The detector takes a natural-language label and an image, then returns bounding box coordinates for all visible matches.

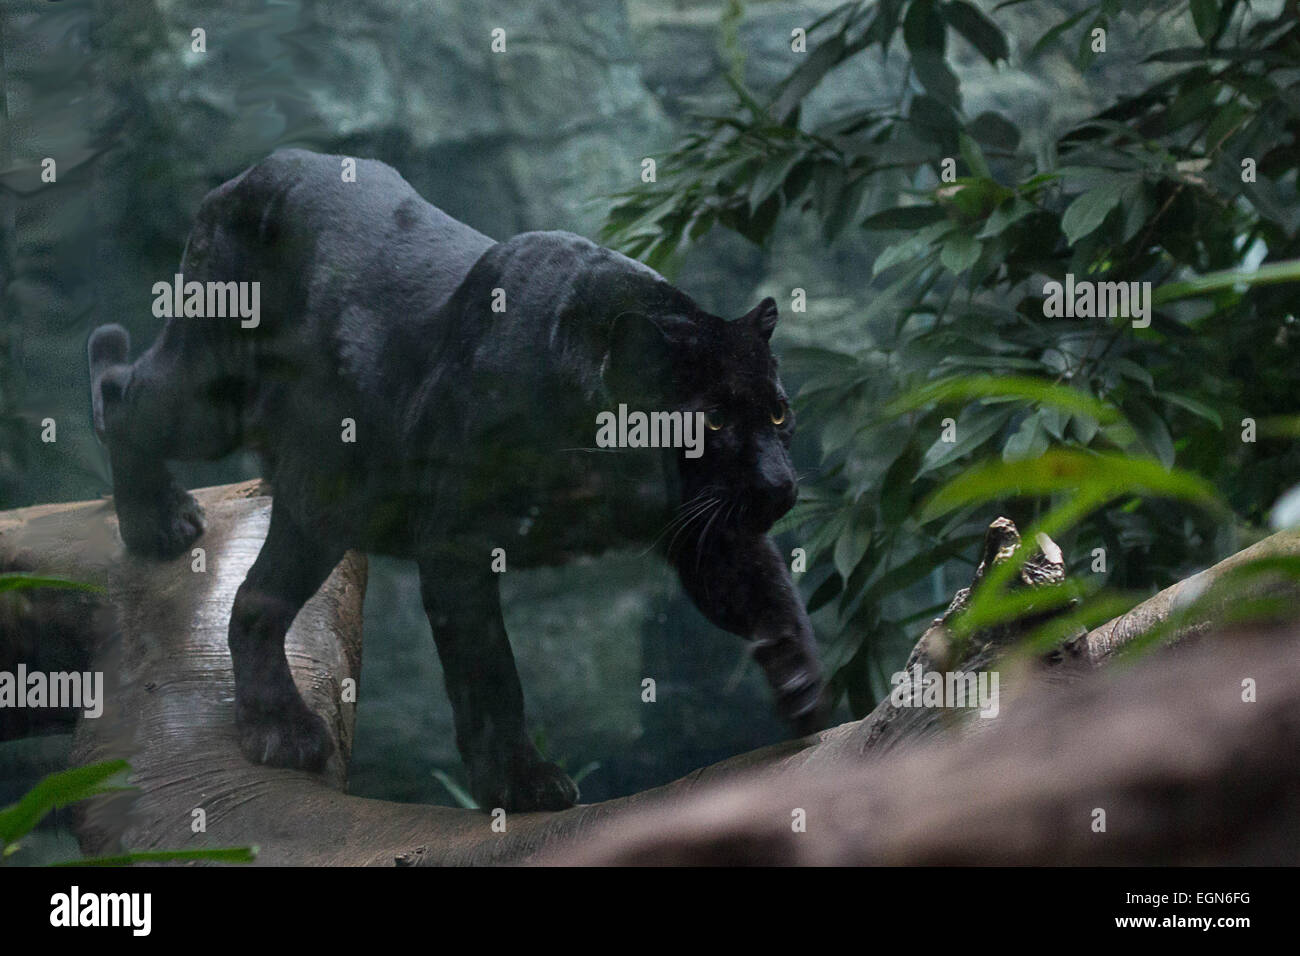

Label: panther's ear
[742,297,779,341]
[603,312,672,404]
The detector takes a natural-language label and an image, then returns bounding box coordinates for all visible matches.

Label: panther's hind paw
[116,482,206,559]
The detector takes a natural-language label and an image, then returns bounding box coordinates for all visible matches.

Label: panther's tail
[88,324,130,443]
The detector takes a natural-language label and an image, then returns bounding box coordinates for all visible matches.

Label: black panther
[88,149,826,811]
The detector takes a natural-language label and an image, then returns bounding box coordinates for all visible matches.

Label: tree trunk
[2,483,1297,865]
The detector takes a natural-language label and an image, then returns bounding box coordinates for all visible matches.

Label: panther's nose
[752,436,797,524]
[763,477,797,521]
[750,451,797,529]
[745,479,796,532]
[773,478,797,517]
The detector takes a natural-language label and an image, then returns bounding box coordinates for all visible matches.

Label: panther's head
[604,296,797,537]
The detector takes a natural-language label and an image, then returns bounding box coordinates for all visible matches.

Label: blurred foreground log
[546,627,1300,864]
[1,483,1298,865]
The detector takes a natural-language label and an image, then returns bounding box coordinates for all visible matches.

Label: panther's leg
[417,553,578,812]
[228,502,343,771]
[674,530,828,735]
[88,322,242,558]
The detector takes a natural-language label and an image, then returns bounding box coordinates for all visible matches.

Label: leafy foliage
[602,0,1300,714]
[1,759,257,865]
[0,571,103,595]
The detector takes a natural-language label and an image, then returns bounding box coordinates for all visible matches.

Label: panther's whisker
[641,510,702,559]
[671,498,719,553]
[638,493,716,559]
[694,497,728,573]
[651,486,726,541]
[665,496,720,560]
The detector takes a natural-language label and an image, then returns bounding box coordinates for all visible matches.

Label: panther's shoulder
[479,230,693,317]
[495,229,653,274]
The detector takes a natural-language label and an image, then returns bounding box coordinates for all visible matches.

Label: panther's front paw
[235,699,334,772]
[510,759,580,812]
[782,679,831,737]
[753,630,830,737]
[470,750,579,813]
[116,482,206,559]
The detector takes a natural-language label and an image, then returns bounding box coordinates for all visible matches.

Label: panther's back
[182,149,496,339]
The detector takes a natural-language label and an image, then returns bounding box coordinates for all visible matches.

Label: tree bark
[2,483,1297,865]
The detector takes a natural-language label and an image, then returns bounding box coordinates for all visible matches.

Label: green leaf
[909,94,961,139]
[954,580,1083,635]
[1126,401,1176,468]
[1060,178,1129,244]
[940,176,1014,221]
[976,196,1036,238]
[911,49,960,108]
[1118,180,1150,243]
[941,1,1009,64]
[1040,406,1068,440]
[873,221,952,275]
[879,440,924,523]
[1019,592,1146,655]
[805,507,851,562]
[771,31,849,124]
[920,405,1016,473]
[958,132,991,179]
[0,573,103,595]
[967,111,1020,151]
[1071,412,1100,445]
[0,761,132,846]
[940,232,981,273]
[56,846,259,867]
[431,768,479,809]
[1157,391,1223,429]
[1002,414,1050,462]
[1028,6,1095,61]
[860,535,983,607]
[823,172,870,241]
[886,374,1122,425]
[783,344,862,379]
[1153,258,1300,304]
[748,151,804,212]
[1077,15,1108,70]
[1114,358,1153,390]
[920,450,1225,523]
[834,519,873,583]
[770,497,836,537]
[1190,0,1220,43]
[903,0,945,54]
[807,572,844,613]
[1165,77,1220,131]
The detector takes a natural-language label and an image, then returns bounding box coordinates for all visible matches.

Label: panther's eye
[771,402,788,426]
[704,409,725,431]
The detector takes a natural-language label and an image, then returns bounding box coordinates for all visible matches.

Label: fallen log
[543,626,1300,865]
[1,483,1297,865]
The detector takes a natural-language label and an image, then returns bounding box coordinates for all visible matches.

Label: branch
[542,627,1300,865]
[2,487,1296,865]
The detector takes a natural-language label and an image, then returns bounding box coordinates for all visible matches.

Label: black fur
[88,149,827,811]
